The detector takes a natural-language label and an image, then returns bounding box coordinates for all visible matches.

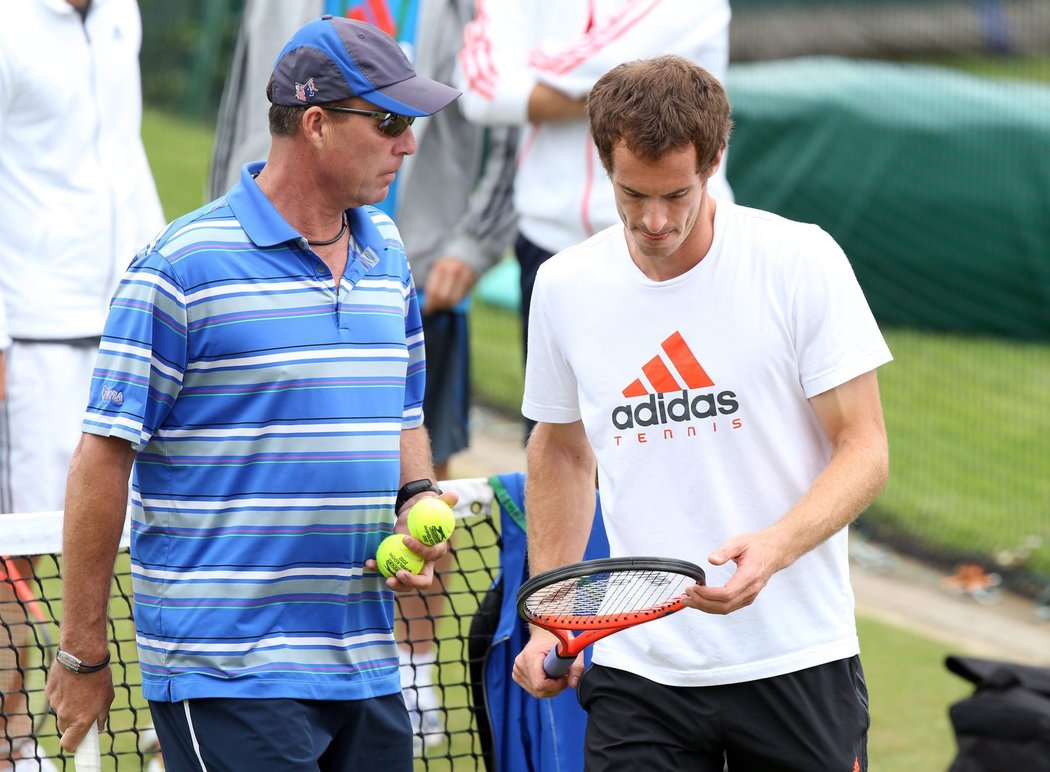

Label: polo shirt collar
[226,162,387,260]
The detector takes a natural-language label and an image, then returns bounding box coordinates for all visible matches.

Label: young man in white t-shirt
[512,56,892,771]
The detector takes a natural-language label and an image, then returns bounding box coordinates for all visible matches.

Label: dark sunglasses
[319,106,415,137]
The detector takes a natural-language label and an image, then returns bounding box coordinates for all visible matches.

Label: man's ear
[706,144,725,179]
[300,106,329,148]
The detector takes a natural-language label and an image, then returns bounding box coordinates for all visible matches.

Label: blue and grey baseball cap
[268,15,460,117]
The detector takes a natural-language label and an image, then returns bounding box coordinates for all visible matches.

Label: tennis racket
[516,556,706,678]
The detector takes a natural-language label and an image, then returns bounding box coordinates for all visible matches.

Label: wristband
[394,479,442,514]
[55,648,111,674]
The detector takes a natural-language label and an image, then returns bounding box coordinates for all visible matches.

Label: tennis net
[0,478,502,771]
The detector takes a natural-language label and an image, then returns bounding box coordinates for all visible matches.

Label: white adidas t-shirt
[522,200,893,686]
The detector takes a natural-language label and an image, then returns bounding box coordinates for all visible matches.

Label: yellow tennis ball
[375,534,424,578]
[408,498,456,546]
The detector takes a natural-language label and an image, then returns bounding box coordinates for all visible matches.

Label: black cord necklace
[307,212,348,247]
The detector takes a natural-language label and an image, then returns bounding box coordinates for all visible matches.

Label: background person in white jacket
[458,0,733,435]
[0,0,163,768]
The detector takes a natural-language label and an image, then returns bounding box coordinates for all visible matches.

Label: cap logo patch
[294,78,318,102]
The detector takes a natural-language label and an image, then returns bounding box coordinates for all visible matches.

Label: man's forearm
[399,425,437,487]
[527,83,588,123]
[769,431,888,569]
[59,434,136,660]
[768,371,889,569]
[524,421,597,576]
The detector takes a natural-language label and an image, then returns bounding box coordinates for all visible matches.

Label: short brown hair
[588,55,733,176]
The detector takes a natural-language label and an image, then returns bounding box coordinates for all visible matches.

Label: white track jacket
[458,0,733,254]
[0,0,163,344]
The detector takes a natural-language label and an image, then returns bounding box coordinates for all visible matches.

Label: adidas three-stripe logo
[622,331,713,398]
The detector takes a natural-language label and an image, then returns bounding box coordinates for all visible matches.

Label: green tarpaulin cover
[726,57,1050,338]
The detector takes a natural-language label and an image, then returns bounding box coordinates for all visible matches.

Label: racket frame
[516,556,706,677]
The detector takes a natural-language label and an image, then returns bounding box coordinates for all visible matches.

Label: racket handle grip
[75,723,102,772]
[542,646,577,678]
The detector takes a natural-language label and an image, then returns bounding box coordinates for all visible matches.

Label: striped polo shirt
[83,163,425,703]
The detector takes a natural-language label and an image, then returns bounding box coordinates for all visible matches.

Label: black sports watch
[395,479,442,514]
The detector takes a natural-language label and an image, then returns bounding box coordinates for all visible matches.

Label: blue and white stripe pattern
[83,163,425,702]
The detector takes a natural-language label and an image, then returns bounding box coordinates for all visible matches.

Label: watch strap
[395,479,442,514]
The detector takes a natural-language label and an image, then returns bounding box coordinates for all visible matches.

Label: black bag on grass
[945,655,1050,771]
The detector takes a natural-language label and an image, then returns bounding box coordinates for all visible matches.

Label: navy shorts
[148,694,412,772]
[577,658,869,772]
[421,308,469,467]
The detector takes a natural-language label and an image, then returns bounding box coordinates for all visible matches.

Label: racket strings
[525,569,694,624]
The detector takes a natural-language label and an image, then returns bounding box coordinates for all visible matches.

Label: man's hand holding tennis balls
[366,492,458,592]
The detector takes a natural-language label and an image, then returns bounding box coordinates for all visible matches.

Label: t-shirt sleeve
[521,264,582,424]
[793,227,893,398]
